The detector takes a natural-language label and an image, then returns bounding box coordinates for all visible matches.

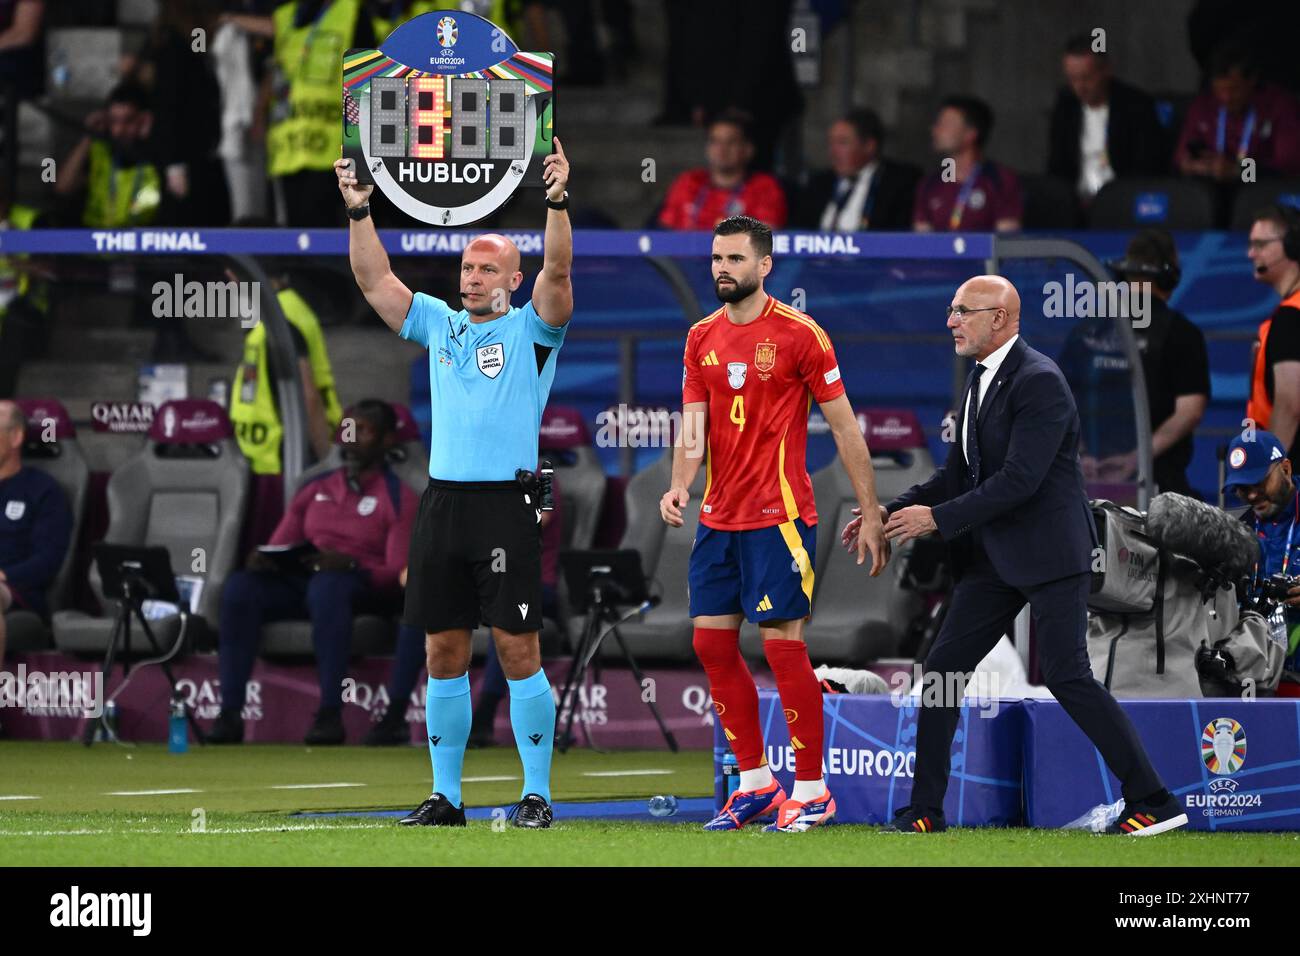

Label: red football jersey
[682,294,845,531]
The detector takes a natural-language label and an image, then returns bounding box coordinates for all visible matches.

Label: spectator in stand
[657,110,787,230]
[0,400,73,673]
[794,108,920,231]
[0,0,43,101]
[207,399,418,746]
[913,96,1022,233]
[1175,37,1300,182]
[1047,34,1168,202]
[124,0,231,227]
[54,82,162,229]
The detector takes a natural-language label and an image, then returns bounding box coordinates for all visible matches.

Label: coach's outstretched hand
[660,485,690,527]
[334,157,374,209]
[841,504,892,575]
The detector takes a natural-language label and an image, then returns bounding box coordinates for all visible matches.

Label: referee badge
[476,343,505,379]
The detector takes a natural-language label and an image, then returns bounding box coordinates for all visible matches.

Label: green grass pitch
[1,741,1295,866]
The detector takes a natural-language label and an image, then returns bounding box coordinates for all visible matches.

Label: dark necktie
[966,363,985,483]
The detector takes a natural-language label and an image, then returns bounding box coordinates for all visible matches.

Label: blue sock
[508,669,556,802]
[426,674,471,809]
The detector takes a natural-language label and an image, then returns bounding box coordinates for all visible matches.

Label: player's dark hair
[350,398,398,438]
[1253,202,1300,233]
[707,108,755,144]
[841,108,884,149]
[714,215,773,258]
[939,95,994,147]
[106,80,151,112]
[1124,228,1179,273]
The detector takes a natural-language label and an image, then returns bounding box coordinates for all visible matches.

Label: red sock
[763,639,824,781]
[692,627,764,771]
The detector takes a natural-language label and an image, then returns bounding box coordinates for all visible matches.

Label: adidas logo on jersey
[700,350,720,366]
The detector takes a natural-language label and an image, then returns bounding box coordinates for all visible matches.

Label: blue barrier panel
[712,689,1023,826]
[1023,698,1300,831]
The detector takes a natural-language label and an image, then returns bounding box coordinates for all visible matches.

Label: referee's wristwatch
[346,202,371,221]
[545,191,569,210]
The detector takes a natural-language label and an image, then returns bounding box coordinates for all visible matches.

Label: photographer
[1223,430,1300,691]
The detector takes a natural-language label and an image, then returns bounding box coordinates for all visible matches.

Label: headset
[1106,228,1181,292]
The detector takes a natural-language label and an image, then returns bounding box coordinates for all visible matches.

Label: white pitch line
[269,783,366,790]
[463,775,519,782]
[0,795,39,801]
[0,823,393,838]
[104,788,202,796]
[582,769,673,778]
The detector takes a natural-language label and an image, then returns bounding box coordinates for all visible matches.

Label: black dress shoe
[362,712,410,746]
[508,793,553,829]
[398,792,467,827]
[205,709,244,744]
[1106,790,1189,836]
[880,806,947,833]
[303,708,345,745]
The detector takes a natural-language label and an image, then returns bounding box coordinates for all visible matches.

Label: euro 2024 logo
[436,16,458,47]
[1202,717,1247,776]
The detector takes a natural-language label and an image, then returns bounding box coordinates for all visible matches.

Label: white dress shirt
[819,161,879,231]
[1078,103,1114,198]
[960,334,1019,465]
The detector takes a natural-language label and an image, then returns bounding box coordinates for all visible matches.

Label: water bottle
[647,795,679,818]
[722,750,740,799]
[168,695,188,754]
[96,700,118,742]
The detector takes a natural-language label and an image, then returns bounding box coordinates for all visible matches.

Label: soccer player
[334,139,572,829]
[661,215,890,832]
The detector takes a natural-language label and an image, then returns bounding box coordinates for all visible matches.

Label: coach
[844,275,1185,836]
[335,140,572,830]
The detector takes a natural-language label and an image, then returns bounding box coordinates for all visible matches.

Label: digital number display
[366,76,530,162]
[408,76,446,160]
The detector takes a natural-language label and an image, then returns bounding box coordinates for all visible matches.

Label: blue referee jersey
[400,293,567,481]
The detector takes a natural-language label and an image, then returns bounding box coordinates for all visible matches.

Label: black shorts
[403,478,544,634]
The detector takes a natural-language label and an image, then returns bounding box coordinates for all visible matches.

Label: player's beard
[714,274,759,304]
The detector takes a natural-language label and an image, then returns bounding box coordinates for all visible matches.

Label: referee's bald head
[464,233,521,273]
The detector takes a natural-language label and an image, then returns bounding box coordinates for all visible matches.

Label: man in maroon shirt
[208,399,418,745]
[657,109,788,230]
[1176,39,1300,182]
[913,96,1022,233]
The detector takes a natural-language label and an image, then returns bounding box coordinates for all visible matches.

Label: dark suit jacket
[1047,79,1169,183]
[793,159,921,231]
[887,337,1099,588]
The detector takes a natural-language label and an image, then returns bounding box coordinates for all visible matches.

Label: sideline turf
[2,742,1296,866]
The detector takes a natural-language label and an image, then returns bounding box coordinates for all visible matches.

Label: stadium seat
[1020,174,1082,229]
[540,405,606,551]
[1229,179,1300,230]
[51,400,250,657]
[801,410,935,664]
[3,399,88,652]
[603,447,706,662]
[1087,177,1216,229]
[257,404,427,658]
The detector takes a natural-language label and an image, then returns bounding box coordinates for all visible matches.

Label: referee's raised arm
[531,137,573,328]
[334,157,415,334]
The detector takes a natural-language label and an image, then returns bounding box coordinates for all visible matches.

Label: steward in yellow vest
[230,284,343,474]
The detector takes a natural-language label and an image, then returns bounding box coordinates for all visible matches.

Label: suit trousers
[910,538,1164,812]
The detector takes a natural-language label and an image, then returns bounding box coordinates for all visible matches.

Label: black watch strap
[545,191,569,210]
[346,202,371,221]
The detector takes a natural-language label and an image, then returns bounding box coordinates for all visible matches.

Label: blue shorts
[688,518,816,623]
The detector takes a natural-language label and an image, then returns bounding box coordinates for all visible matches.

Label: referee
[334,140,572,829]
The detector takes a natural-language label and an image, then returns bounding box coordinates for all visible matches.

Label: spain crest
[755,341,777,373]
